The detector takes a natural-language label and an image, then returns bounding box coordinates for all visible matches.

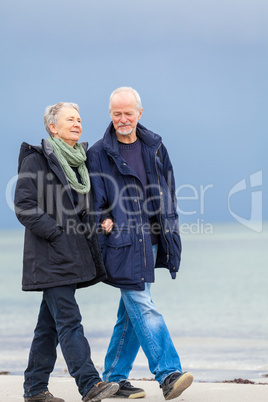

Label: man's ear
[138,108,143,120]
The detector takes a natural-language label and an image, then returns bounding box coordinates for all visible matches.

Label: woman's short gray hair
[44,102,79,137]
[109,87,142,114]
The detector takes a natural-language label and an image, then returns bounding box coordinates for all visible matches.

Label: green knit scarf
[47,137,90,194]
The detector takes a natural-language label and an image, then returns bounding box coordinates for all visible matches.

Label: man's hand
[101,218,114,234]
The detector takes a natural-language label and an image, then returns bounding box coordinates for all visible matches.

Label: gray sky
[1,0,267,228]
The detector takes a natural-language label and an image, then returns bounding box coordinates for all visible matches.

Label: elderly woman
[14,103,118,402]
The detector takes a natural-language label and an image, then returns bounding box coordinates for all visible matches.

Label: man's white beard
[117,127,134,136]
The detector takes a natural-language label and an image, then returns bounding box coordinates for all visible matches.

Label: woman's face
[49,107,82,147]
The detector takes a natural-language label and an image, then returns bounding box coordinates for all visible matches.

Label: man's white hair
[109,87,142,114]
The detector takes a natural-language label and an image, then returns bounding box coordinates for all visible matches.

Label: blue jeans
[103,245,182,385]
[24,285,101,398]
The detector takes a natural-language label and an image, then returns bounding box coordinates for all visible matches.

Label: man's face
[49,107,82,147]
[110,92,143,139]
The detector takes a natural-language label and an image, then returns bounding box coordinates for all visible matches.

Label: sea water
[0,223,267,382]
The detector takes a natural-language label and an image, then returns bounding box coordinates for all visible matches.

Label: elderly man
[15,102,119,402]
[87,87,193,400]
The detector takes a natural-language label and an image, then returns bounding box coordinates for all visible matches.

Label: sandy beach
[1,376,267,402]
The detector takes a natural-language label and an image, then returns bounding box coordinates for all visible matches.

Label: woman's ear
[48,123,57,135]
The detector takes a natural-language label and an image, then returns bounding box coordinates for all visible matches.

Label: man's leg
[103,296,141,383]
[103,245,158,383]
[24,298,58,397]
[103,297,146,398]
[121,283,182,384]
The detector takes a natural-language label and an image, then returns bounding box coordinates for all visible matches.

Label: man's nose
[120,114,128,122]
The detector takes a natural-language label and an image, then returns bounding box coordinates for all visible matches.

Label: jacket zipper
[155,144,169,263]
[134,178,146,268]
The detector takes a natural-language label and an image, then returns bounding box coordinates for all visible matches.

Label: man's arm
[160,144,178,217]
[87,151,114,233]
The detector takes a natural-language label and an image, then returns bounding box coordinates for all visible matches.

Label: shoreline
[1,365,267,385]
[1,376,267,402]
[1,335,268,385]
[1,372,268,385]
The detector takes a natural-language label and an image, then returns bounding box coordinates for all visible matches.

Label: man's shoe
[111,380,146,399]
[160,372,194,400]
[24,391,65,402]
[84,381,119,401]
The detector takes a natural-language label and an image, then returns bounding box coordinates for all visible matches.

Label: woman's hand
[101,218,114,234]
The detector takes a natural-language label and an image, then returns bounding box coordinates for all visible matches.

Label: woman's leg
[43,285,101,398]
[24,297,58,397]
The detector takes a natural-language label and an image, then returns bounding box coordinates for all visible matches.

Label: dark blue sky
[1,0,267,229]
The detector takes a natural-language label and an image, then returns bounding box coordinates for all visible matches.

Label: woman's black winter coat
[15,139,107,291]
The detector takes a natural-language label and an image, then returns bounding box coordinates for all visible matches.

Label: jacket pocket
[166,213,180,234]
[165,214,182,263]
[104,228,133,281]
[48,231,74,265]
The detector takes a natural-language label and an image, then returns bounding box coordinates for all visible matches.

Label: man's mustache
[118,123,132,127]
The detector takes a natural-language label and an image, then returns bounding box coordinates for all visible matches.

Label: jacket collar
[42,139,88,156]
[18,139,88,169]
[17,142,42,173]
[103,122,162,158]
[18,139,89,208]
[40,140,89,202]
